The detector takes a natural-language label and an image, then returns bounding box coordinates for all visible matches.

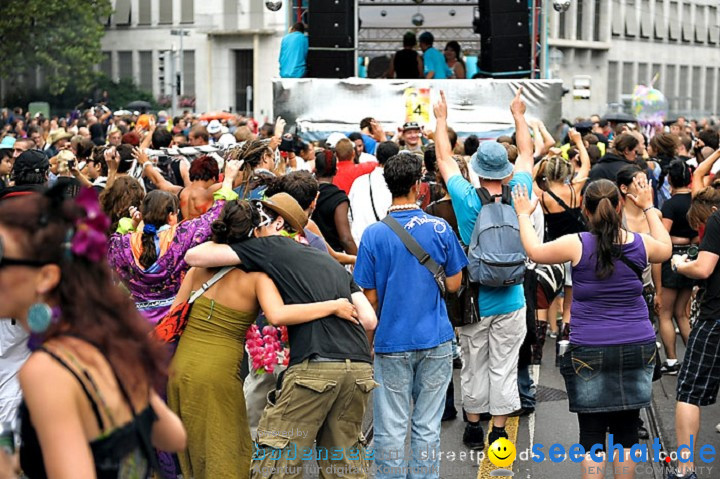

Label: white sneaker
[716,422,720,433]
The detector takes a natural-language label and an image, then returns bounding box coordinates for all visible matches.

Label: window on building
[183,51,196,96]
[139,51,153,92]
[236,50,254,116]
[625,0,638,37]
[640,0,651,38]
[710,7,719,44]
[705,68,715,114]
[100,52,112,78]
[138,0,151,25]
[181,0,194,24]
[682,4,692,42]
[559,9,567,39]
[622,62,635,94]
[679,65,689,112]
[654,0,665,39]
[611,2,623,36]
[593,0,602,41]
[114,0,131,26]
[576,0,584,40]
[695,5,707,44]
[668,1,680,40]
[159,0,173,25]
[638,63,648,85]
[666,65,677,109]
[118,51,133,81]
[608,61,619,103]
[692,66,702,112]
[652,63,662,90]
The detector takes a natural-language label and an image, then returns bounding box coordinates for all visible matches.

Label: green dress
[168,296,256,479]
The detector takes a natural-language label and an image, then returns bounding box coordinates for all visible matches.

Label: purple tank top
[571,232,655,346]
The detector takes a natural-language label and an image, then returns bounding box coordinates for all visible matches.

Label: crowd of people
[0,89,719,479]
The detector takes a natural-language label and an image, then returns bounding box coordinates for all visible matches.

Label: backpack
[467,185,527,287]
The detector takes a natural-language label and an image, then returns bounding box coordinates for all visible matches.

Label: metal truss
[359,0,479,5]
[359,27,479,56]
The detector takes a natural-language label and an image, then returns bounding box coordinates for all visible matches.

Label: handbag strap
[381,215,444,279]
[545,187,586,227]
[189,266,233,304]
[368,171,381,222]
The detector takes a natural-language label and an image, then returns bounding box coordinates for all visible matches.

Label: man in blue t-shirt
[354,152,467,478]
[279,23,308,78]
[433,88,534,450]
[419,31,452,79]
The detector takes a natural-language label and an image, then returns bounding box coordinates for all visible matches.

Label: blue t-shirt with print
[446,171,533,317]
[422,47,452,79]
[354,210,468,353]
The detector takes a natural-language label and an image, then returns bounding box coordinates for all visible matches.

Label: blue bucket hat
[470,141,513,179]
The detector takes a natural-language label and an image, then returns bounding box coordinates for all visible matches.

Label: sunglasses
[249,201,274,237]
[0,237,49,269]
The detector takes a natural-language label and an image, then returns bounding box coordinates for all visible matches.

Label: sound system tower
[307,0,355,78]
[477,0,531,79]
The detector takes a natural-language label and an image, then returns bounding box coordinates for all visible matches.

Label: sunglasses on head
[249,201,274,237]
[0,237,49,269]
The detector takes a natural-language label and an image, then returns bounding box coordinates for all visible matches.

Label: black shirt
[698,212,720,322]
[312,182,349,253]
[230,236,372,366]
[661,193,697,239]
[394,49,421,79]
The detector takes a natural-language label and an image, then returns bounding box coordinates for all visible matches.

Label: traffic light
[159,52,167,95]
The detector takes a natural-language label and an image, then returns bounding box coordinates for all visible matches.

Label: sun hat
[259,193,308,233]
[207,120,222,135]
[48,130,73,146]
[470,141,513,179]
[325,132,348,149]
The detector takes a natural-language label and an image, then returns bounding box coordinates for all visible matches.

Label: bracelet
[642,206,656,214]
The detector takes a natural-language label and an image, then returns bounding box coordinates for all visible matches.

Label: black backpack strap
[382,216,446,292]
[500,184,512,205]
[476,187,494,206]
[617,252,644,283]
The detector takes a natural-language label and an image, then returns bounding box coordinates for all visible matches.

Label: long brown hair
[583,179,623,279]
[226,140,273,199]
[0,191,167,394]
[688,187,720,230]
[99,176,145,234]
[139,191,179,269]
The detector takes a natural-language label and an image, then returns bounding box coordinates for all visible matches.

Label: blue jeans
[518,363,535,410]
[373,341,452,479]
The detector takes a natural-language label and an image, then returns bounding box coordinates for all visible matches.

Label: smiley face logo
[488,437,516,468]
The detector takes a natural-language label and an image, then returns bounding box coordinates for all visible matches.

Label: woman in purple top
[513,179,671,479]
[108,160,241,324]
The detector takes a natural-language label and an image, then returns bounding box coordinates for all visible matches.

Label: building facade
[551,0,720,121]
[99,0,290,120]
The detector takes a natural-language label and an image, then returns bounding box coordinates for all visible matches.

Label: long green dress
[167,296,256,479]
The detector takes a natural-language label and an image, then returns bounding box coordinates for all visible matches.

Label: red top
[332,160,377,194]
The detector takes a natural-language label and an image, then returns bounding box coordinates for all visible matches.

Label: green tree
[0,0,112,95]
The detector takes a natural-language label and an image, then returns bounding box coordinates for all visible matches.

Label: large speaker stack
[307,0,355,78]
[477,0,531,79]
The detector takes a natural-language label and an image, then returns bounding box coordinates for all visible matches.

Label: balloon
[632,85,668,124]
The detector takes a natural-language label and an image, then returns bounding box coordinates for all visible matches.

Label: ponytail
[138,190,178,269]
[583,179,623,279]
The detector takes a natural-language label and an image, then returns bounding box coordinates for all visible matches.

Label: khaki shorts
[251,359,377,479]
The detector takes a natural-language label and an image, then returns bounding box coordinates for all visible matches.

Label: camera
[279,133,295,153]
[553,0,572,12]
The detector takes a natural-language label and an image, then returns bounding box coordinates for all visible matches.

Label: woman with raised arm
[513,178,671,479]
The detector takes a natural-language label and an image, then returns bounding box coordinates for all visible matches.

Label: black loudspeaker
[306,50,355,79]
[477,0,530,78]
[308,0,354,49]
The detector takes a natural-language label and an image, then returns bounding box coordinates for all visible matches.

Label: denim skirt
[560,341,656,413]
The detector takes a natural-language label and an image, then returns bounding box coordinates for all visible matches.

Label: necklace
[388,203,420,212]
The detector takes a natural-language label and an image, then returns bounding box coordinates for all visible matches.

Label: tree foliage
[0,0,112,95]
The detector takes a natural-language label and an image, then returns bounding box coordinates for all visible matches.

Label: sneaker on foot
[660,361,680,375]
[716,422,720,433]
[638,424,649,440]
[463,423,485,450]
[548,331,558,339]
[488,427,509,446]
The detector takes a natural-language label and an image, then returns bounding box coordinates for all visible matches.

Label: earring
[28,303,53,333]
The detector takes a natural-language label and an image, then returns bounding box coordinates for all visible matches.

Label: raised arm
[256,274,359,326]
[692,147,720,196]
[512,87,533,174]
[539,121,556,153]
[433,91,462,183]
[185,242,241,268]
[568,128,591,190]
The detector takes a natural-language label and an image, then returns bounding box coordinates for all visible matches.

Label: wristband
[643,206,656,214]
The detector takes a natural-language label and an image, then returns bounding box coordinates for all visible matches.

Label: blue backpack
[467,185,527,287]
